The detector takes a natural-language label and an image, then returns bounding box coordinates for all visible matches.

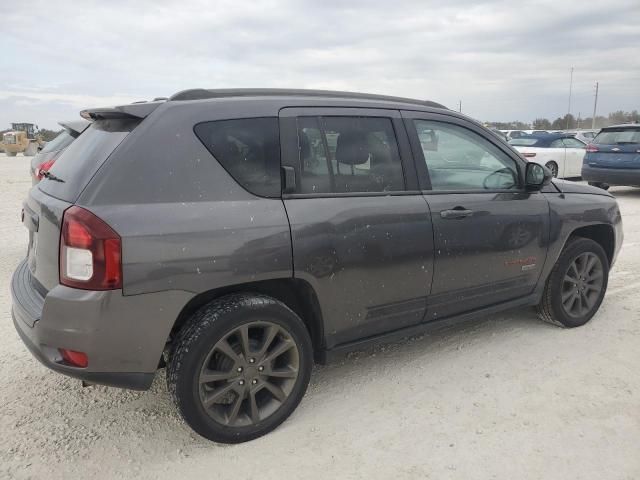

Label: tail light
[60,206,122,290]
[523,152,536,158]
[59,348,89,368]
[586,144,599,153]
[35,158,56,180]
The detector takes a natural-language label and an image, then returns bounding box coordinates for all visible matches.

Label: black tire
[167,293,313,443]
[545,161,559,178]
[588,182,610,191]
[537,237,609,328]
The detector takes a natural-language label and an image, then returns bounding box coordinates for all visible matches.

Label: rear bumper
[582,165,640,186]
[12,313,154,390]
[11,259,192,390]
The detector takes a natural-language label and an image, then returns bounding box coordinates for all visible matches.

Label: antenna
[591,82,599,130]
[566,67,574,130]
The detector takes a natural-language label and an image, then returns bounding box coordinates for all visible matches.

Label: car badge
[611,147,620,152]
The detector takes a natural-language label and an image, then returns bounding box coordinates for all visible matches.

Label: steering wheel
[483,167,516,190]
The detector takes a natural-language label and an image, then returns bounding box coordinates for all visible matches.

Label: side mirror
[525,162,552,190]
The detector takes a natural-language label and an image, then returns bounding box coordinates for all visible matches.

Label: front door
[403,112,550,320]
[279,107,435,348]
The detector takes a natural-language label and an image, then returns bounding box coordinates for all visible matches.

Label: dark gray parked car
[30,119,90,184]
[11,89,623,443]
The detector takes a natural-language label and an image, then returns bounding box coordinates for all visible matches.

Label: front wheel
[537,237,609,327]
[167,294,313,443]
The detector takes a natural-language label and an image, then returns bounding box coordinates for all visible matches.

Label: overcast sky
[1,0,638,129]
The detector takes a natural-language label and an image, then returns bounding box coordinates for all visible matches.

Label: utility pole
[566,67,574,130]
[591,82,599,129]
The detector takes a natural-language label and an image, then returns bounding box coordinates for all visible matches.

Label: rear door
[279,107,434,348]
[547,138,568,178]
[562,137,586,176]
[403,111,549,320]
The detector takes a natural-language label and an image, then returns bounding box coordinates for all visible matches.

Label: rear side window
[295,116,404,194]
[509,138,540,146]
[593,128,640,145]
[194,118,281,197]
[39,119,137,202]
[39,130,75,154]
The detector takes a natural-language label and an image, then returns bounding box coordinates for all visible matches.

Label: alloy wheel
[561,252,604,318]
[198,321,300,427]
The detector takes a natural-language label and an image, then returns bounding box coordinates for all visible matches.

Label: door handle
[440,207,473,219]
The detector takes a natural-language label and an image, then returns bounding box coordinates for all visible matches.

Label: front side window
[194,117,281,197]
[413,120,519,191]
[296,116,404,194]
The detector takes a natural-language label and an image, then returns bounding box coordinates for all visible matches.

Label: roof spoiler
[80,100,164,121]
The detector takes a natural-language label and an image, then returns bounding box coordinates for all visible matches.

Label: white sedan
[508,134,587,178]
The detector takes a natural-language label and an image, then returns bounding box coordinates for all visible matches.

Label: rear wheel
[545,161,559,178]
[167,294,313,443]
[537,237,609,327]
[588,182,610,191]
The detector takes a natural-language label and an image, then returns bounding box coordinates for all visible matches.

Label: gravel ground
[1,153,639,480]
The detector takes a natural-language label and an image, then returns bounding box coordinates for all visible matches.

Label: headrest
[299,130,311,160]
[335,130,370,165]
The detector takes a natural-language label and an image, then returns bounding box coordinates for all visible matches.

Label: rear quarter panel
[80,100,294,296]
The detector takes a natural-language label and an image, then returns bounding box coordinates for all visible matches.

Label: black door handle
[440,207,473,219]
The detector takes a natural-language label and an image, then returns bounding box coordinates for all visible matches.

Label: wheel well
[168,278,324,357]
[569,224,615,265]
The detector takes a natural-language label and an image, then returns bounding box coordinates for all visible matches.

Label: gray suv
[11,89,623,443]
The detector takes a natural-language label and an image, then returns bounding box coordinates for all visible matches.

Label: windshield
[594,128,640,145]
[39,130,75,154]
[38,119,138,202]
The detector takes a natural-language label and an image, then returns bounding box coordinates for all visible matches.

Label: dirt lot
[1,152,638,480]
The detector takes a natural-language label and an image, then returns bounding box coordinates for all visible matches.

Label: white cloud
[1,0,638,129]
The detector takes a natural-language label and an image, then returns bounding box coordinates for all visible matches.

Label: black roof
[168,88,447,110]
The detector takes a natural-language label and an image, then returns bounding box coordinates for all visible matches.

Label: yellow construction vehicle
[1,123,44,157]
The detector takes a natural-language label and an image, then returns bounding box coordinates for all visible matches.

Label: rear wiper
[41,170,65,183]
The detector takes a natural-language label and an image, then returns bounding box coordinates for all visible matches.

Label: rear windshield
[38,119,138,202]
[593,128,640,145]
[39,130,75,154]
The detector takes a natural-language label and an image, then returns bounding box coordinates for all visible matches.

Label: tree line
[489,110,639,131]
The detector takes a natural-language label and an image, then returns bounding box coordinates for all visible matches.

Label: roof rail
[169,88,447,109]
